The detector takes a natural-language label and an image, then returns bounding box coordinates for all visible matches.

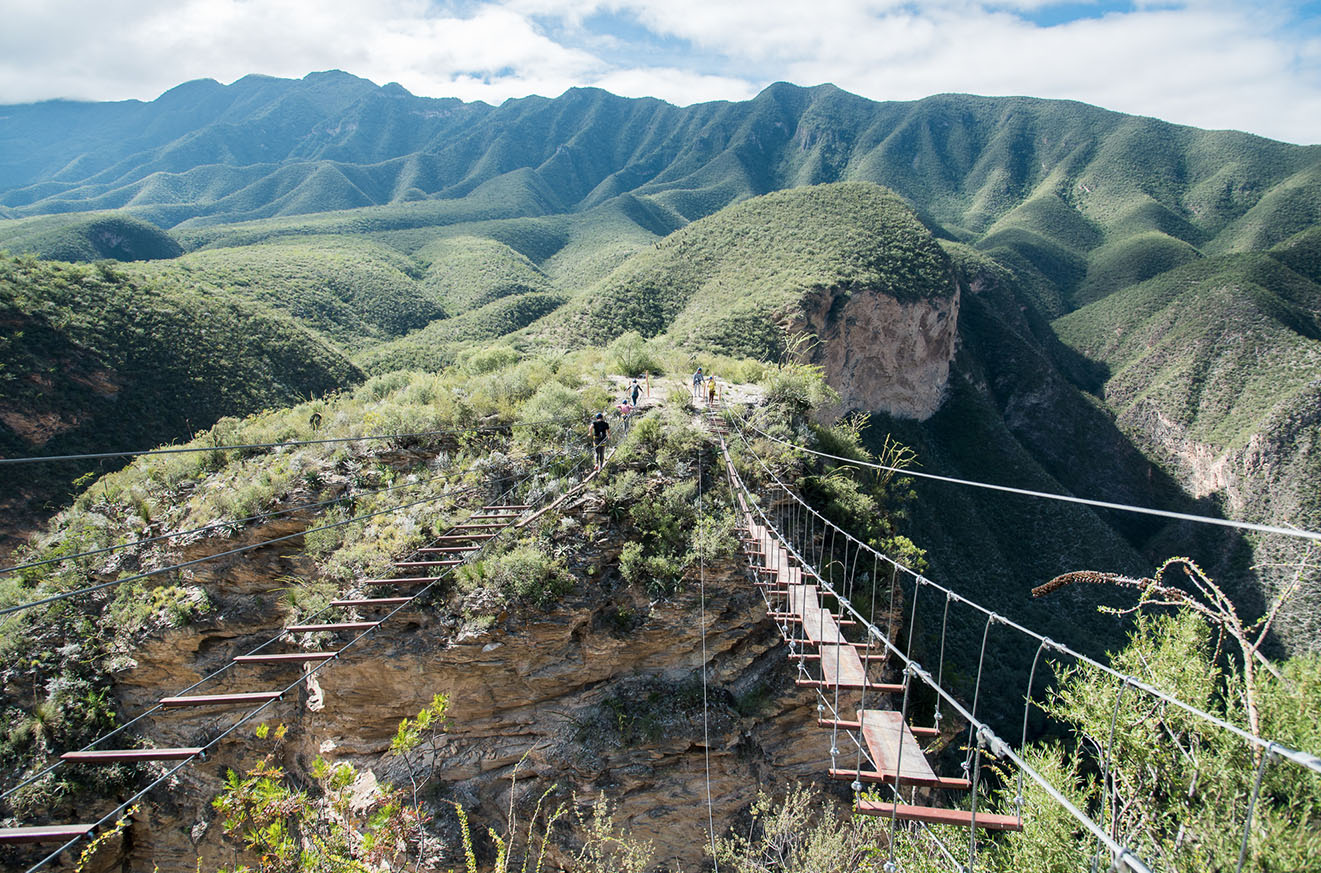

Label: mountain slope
[3,75,1319,267]
[0,213,182,261]
[537,182,954,360]
[0,254,361,548]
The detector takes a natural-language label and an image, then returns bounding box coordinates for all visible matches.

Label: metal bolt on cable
[851,780,862,792]
[830,746,839,757]
[883,862,898,873]
[818,703,825,713]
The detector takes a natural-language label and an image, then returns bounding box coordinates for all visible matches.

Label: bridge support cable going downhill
[720,401,1321,870]
[717,407,1165,871]
[2,411,635,866]
[736,416,1321,545]
[0,417,576,468]
[724,405,1321,778]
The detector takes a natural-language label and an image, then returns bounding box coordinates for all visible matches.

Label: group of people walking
[590,370,718,470]
[692,367,718,405]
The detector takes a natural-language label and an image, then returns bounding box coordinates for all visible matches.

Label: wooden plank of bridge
[830,767,971,790]
[329,597,412,607]
[854,800,1023,831]
[0,824,94,844]
[62,748,202,763]
[285,621,378,633]
[819,644,872,689]
[859,710,939,783]
[363,575,444,585]
[160,691,281,708]
[820,717,939,737]
[786,584,849,645]
[417,546,477,554]
[233,652,338,664]
[393,560,463,569]
[432,534,495,542]
[484,504,530,510]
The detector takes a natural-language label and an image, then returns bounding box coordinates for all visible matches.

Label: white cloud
[0,0,1317,142]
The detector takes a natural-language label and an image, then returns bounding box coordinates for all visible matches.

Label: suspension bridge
[0,396,1317,873]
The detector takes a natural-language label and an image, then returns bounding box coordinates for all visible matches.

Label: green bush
[608,331,662,377]
[462,544,574,607]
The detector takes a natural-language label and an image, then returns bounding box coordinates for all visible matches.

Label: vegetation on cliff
[541,182,955,359]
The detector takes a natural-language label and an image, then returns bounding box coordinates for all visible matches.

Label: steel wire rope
[736,416,1321,545]
[727,461,1156,873]
[0,418,576,467]
[696,442,720,873]
[724,407,1321,776]
[21,449,568,872]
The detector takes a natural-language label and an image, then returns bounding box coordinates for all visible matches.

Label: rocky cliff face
[1116,387,1321,651]
[85,495,856,872]
[795,283,960,422]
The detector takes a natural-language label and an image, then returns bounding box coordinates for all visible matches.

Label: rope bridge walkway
[708,403,1321,873]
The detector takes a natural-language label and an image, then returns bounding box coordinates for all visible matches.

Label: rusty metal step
[62,748,202,764]
[159,691,282,708]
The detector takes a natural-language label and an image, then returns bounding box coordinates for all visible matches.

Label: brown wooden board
[160,691,281,707]
[329,597,412,607]
[829,767,971,790]
[62,748,202,763]
[854,800,1023,831]
[233,652,338,663]
[858,710,938,783]
[0,824,94,843]
[285,621,378,633]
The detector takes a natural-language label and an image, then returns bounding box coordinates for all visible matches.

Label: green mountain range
[2,72,1320,654]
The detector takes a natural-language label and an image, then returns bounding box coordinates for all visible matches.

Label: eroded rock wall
[98,501,848,872]
[794,284,960,422]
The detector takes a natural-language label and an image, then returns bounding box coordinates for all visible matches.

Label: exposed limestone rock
[794,283,960,422]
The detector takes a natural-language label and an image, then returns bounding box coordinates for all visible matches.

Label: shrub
[463,544,573,607]
[608,331,662,376]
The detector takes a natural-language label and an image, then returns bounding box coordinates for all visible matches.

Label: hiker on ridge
[629,379,641,406]
[590,412,610,470]
[692,367,704,402]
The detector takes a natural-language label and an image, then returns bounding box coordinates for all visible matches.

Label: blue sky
[0,0,1318,143]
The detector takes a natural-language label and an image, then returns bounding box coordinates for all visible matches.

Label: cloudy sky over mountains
[1,0,1318,143]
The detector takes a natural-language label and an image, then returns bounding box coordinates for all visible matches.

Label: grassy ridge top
[541,182,954,358]
[0,213,182,262]
[128,235,438,349]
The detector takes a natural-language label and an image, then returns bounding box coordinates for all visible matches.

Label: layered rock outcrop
[90,499,850,872]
